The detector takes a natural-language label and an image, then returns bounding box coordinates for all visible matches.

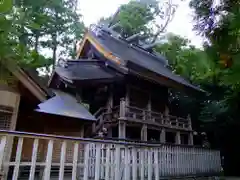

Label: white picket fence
[0,130,221,180]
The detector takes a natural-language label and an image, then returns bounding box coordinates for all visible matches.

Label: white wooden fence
[0,130,221,180]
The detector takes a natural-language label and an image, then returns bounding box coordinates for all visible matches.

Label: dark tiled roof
[55,59,123,81]
[89,30,203,92]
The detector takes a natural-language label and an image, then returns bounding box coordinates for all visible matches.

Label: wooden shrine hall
[0,24,221,180]
[48,24,203,145]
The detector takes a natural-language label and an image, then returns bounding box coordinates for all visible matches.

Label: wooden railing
[0,130,221,180]
[119,99,191,130]
[94,106,120,135]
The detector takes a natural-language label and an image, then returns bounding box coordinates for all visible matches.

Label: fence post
[12,137,24,180]
[115,146,121,180]
[29,138,39,180]
[140,149,145,180]
[94,144,101,180]
[83,143,90,180]
[59,141,66,180]
[132,147,137,180]
[72,142,79,180]
[43,139,53,180]
[124,147,130,180]
[0,136,6,172]
[154,148,159,180]
[105,144,111,180]
[148,148,153,180]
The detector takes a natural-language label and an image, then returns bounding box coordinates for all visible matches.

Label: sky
[79,0,204,47]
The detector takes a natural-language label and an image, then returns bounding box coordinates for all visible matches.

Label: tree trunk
[52,11,59,68]
[34,32,39,53]
[52,33,57,67]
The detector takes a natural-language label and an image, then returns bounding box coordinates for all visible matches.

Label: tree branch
[151,1,177,43]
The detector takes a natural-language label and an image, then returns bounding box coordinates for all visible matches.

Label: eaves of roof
[78,30,204,93]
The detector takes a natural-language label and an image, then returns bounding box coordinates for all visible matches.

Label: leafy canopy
[0,0,85,71]
[99,0,178,42]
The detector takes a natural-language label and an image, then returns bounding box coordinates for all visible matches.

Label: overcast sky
[79,0,203,47]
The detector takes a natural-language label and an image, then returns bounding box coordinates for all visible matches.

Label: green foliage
[99,0,177,42]
[0,0,85,81]
[0,6,36,67]
[14,0,85,65]
[155,33,213,83]
[0,0,12,14]
[189,0,240,118]
[115,1,157,37]
[188,1,240,172]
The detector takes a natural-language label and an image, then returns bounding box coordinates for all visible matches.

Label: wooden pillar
[187,115,194,145]
[141,125,147,141]
[164,106,170,125]
[77,125,85,178]
[125,85,130,106]
[147,93,151,110]
[160,128,166,143]
[92,123,96,134]
[119,99,126,119]
[187,114,192,130]
[188,132,194,145]
[107,86,113,112]
[119,85,129,121]
[147,93,151,121]
[118,121,126,139]
[107,127,112,138]
[175,131,181,145]
[80,125,84,137]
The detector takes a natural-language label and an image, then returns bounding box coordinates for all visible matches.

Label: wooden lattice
[0,108,12,130]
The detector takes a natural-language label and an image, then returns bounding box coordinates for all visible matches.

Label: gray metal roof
[36,91,96,121]
[89,29,203,92]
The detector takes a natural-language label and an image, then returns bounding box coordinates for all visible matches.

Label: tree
[189,0,240,175]
[189,0,240,125]
[0,0,47,67]
[16,0,85,66]
[155,33,213,82]
[0,0,85,85]
[13,0,85,64]
[154,33,213,123]
[28,1,84,60]
[40,0,85,65]
[99,0,178,43]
